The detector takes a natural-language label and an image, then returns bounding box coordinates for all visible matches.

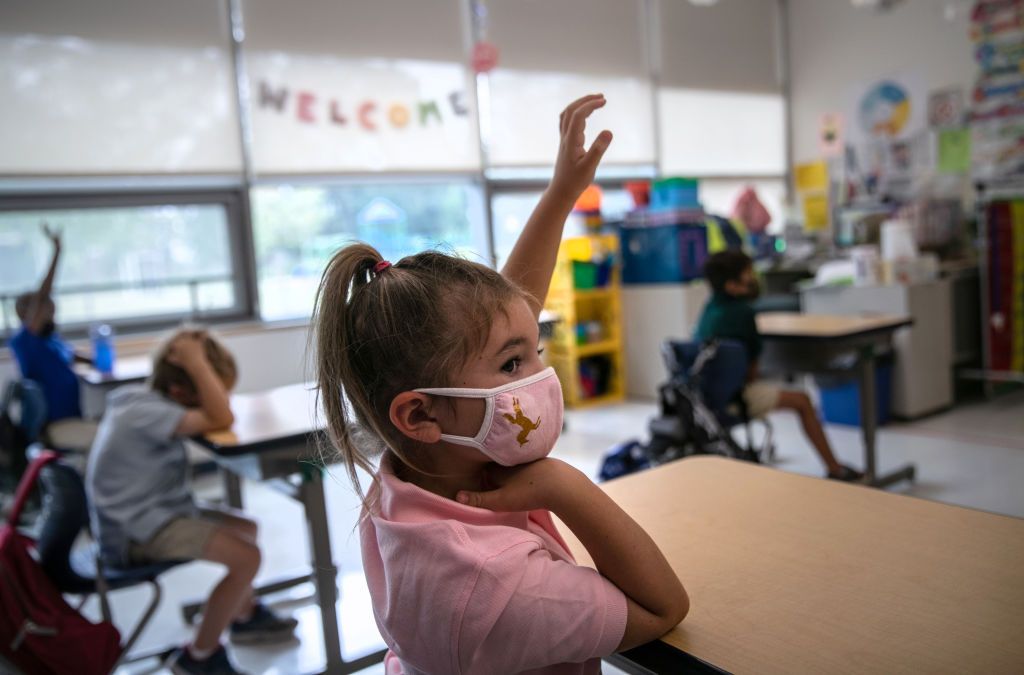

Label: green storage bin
[573,261,598,289]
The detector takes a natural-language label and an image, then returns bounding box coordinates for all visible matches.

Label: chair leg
[116,580,163,666]
[94,554,113,623]
[73,593,90,612]
[760,420,775,464]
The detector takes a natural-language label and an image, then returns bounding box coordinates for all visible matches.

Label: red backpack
[0,451,122,675]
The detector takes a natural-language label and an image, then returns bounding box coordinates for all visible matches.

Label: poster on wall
[847,75,926,146]
[928,87,965,129]
[818,113,845,157]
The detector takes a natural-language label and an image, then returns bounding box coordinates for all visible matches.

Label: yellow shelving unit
[544,234,626,408]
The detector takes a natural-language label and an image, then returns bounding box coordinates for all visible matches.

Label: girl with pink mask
[313,95,689,674]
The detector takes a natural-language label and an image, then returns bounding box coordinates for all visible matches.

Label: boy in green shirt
[694,251,863,482]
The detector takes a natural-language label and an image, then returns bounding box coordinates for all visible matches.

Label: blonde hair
[312,243,527,502]
[150,328,237,396]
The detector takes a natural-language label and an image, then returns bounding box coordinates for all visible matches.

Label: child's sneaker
[168,645,247,675]
[229,602,299,644]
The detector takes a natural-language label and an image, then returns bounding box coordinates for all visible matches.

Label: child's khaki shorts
[129,506,233,563]
[741,381,781,418]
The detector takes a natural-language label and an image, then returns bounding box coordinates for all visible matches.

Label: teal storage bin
[651,177,699,210]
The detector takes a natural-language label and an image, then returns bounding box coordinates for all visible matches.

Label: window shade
[657,0,781,94]
[482,0,655,167]
[658,88,785,176]
[0,0,242,175]
[241,0,480,174]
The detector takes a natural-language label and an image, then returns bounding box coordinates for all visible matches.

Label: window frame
[0,186,258,340]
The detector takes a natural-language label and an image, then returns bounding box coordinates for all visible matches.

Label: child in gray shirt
[86,329,296,675]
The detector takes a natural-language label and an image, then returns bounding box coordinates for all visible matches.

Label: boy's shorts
[129,505,239,564]
[45,418,99,453]
[740,381,781,418]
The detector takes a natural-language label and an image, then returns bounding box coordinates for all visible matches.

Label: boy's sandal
[826,465,865,482]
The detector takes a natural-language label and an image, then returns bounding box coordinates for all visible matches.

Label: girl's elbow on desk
[618,584,690,651]
[663,582,690,631]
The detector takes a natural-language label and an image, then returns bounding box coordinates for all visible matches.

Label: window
[490,187,634,269]
[251,180,488,321]
[0,193,250,337]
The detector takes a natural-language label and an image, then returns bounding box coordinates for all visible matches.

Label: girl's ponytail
[312,243,387,499]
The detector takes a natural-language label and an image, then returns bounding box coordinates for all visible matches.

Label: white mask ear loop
[415,367,556,398]
[437,395,496,451]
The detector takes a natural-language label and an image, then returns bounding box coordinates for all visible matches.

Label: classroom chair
[661,339,774,462]
[1,379,48,490]
[35,458,187,666]
[1,379,47,446]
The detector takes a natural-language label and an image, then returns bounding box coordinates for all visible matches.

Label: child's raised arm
[501,94,613,317]
[23,223,62,335]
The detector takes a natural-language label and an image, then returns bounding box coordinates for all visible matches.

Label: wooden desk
[198,383,383,675]
[757,312,911,340]
[568,457,1024,675]
[756,312,914,487]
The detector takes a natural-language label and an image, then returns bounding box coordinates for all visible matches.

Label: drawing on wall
[858,80,912,138]
[819,112,845,157]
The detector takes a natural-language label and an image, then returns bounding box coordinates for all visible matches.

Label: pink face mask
[414,367,564,466]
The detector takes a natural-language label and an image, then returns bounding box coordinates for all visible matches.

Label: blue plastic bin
[817,362,892,427]
[620,208,707,284]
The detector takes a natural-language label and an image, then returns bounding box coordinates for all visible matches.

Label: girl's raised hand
[550,94,614,200]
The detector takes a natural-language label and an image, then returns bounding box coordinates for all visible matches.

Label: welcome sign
[256,80,470,131]
[247,53,480,173]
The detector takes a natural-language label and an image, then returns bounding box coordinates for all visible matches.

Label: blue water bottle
[91,323,115,376]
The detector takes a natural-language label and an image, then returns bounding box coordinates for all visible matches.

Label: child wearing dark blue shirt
[695,250,863,482]
[8,224,96,451]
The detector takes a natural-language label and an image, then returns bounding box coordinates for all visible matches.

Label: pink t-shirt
[360,456,628,675]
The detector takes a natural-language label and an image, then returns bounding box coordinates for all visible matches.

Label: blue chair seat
[37,461,191,663]
[63,545,185,594]
[661,339,774,462]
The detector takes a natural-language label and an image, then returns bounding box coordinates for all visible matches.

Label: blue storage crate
[817,362,892,427]
[620,209,707,284]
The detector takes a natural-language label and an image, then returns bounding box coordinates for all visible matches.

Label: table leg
[857,347,916,488]
[222,468,244,509]
[858,348,878,481]
[299,472,345,674]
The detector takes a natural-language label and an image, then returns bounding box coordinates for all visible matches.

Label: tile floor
[108,390,1023,674]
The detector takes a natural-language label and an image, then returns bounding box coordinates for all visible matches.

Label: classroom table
[73,354,152,387]
[74,355,152,418]
[755,312,914,487]
[565,456,1024,675]
[197,383,384,675]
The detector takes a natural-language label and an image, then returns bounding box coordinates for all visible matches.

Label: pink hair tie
[373,260,392,274]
